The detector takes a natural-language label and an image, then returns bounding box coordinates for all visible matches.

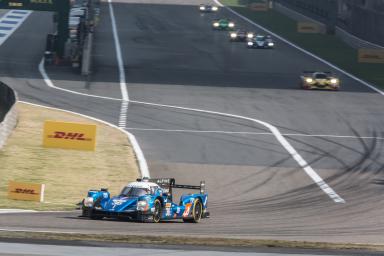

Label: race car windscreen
[314,73,328,79]
[256,36,265,41]
[120,187,149,197]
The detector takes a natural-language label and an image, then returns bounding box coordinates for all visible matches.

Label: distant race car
[199,4,219,12]
[300,71,340,90]
[229,30,254,42]
[82,177,209,223]
[247,35,274,49]
[212,19,235,30]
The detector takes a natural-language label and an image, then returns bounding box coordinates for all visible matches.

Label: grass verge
[220,0,384,88]
[0,231,383,252]
[0,102,139,211]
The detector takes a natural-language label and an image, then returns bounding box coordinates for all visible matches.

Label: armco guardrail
[0,82,18,150]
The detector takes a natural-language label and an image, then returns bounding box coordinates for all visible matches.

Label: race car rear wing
[136,177,206,195]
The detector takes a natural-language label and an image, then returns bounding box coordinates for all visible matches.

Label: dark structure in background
[275,0,384,46]
[0,82,16,122]
[338,0,384,46]
[274,0,337,33]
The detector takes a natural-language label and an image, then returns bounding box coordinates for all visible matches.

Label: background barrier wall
[272,1,384,49]
[274,0,384,48]
[0,82,18,149]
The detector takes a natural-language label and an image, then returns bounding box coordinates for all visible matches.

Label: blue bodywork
[82,178,209,223]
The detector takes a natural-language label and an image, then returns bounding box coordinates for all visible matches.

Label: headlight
[137,200,148,211]
[228,22,234,28]
[247,42,253,46]
[268,42,274,46]
[83,197,94,207]
[305,78,313,83]
[213,22,219,27]
[212,6,218,11]
[230,33,237,38]
[200,6,205,10]
[247,33,254,38]
[330,78,338,84]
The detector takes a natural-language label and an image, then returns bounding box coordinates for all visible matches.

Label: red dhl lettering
[48,131,92,141]
[362,54,382,59]
[12,188,38,195]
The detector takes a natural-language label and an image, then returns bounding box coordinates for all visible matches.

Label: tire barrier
[0,82,17,150]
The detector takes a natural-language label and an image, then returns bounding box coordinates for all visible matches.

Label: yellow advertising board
[43,121,97,151]
[297,22,321,33]
[358,49,384,63]
[249,2,268,11]
[8,181,45,202]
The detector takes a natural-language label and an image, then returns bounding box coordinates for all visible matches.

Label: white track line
[128,99,345,203]
[214,0,384,96]
[36,3,345,203]
[126,128,384,140]
[108,0,129,129]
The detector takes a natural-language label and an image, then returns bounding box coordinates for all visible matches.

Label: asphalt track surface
[0,0,384,246]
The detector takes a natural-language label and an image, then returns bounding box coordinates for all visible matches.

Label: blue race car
[81,177,209,223]
[247,35,275,49]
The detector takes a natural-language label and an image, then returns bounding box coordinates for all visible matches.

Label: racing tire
[83,207,103,220]
[152,199,162,223]
[183,199,203,223]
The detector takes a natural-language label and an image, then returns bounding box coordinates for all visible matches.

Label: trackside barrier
[0,82,17,150]
[273,2,383,49]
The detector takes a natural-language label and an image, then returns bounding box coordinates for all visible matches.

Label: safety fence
[0,82,17,150]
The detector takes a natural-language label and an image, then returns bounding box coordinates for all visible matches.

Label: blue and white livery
[82,178,209,223]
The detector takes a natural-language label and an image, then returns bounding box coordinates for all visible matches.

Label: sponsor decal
[8,181,45,202]
[165,208,172,217]
[165,203,171,208]
[249,2,268,11]
[358,49,384,63]
[112,199,124,205]
[297,22,322,34]
[43,121,97,151]
[183,203,192,217]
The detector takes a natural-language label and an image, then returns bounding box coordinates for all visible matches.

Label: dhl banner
[43,121,97,151]
[358,49,384,63]
[249,2,269,11]
[8,181,45,202]
[297,22,322,33]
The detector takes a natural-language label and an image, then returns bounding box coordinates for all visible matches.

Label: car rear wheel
[183,199,203,223]
[152,199,162,223]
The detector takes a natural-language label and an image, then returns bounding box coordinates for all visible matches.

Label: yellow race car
[300,71,340,90]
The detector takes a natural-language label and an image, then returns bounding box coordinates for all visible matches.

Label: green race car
[212,19,235,30]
